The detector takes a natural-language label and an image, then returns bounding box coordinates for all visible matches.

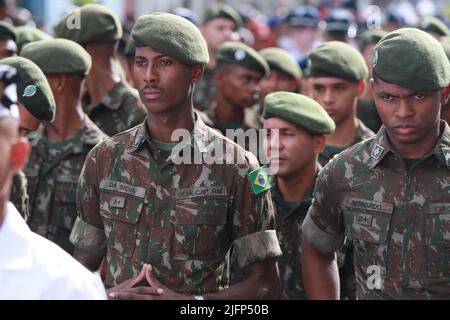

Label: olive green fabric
[263,91,335,135]
[373,28,450,91]
[203,3,243,29]
[15,26,52,53]
[21,38,91,77]
[54,4,122,44]
[259,47,302,79]
[132,12,209,66]
[309,41,368,82]
[358,29,387,51]
[418,17,450,37]
[217,41,269,76]
[0,56,55,121]
[0,21,16,41]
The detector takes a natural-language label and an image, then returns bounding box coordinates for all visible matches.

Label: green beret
[373,28,450,91]
[0,21,16,41]
[309,41,368,82]
[132,12,209,66]
[54,4,122,44]
[217,42,269,77]
[263,91,335,135]
[418,17,450,37]
[441,36,450,61]
[358,29,387,51]
[0,56,55,121]
[21,39,91,77]
[15,26,52,53]
[203,4,243,30]
[259,47,302,79]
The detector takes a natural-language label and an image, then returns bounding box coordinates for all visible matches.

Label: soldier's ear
[313,135,326,154]
[441,84,450,105]
[9,137,31,174]
[191,66,204,84]
[356,80,367,97]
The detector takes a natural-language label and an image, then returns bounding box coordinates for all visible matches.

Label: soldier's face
[0,39,17,59]
[201,18,238,53]
[372,77,449,156]
[215,65,263,109]
[134,46,203,113]
[264,117,324,177]
[259,70,298,105]
[18,104,40,137]
[310,77,364,125]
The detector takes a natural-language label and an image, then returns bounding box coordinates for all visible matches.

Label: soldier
[194,3,242,111]
[0,56,56,220]
[54,4,146,136]
[357,29,387,133]
[308,41,375,166]
[206,41,268,134]
[20,38,107,254]
[263,91,334,299]
[302,28,450,299]
[255,47,302,126]
[70,12,282,300]
[417,16,450,40]
[0,21,16,58]
[0,64,106,300]
[14,26,52,54]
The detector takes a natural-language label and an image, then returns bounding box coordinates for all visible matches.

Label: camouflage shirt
[10,171,29,221]
[319,119,375,166]
[70,113,281,293]
[24,116,107,254]
[303,121,450,299]
[83,81,147,136]
[193,67,216,112]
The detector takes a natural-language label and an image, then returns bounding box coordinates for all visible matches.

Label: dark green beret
[0,21,16,41]
[124,39,135,58]
[0,56,55,121]
[21,39,91,77]
[358,29,387,51]
[259,47,302,79]
[203,4,243,30]
[54,4,122,44]
[132,12,209,66]
[217,41,269,77]
[309,41,368,82]
[15,26,52,53]
[373,28,450,91]
[263,91,335,135]
[418,17,450,37]
[441,36,450,61]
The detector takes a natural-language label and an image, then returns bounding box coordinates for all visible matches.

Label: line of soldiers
[1,2,450,300]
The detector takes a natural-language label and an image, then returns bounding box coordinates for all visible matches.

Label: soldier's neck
[45,104,83,143]
[86,57,121,108]
[326,116,358,148]
[146,107,195,143]
[277,161,317,202]
[215,94,245,124]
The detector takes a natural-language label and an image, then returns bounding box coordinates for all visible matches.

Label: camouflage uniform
[83,81,147,136]
[10,171,29,221]
[70,113,282,293]
[24,116,107,254]
[319,119,374,166]
[303,121,450,299]
[193,67,216,112]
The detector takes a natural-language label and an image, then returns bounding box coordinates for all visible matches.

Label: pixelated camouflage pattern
[306,122,450,299]
[319,119,375,166]
[83,81,147,136]
[193,67,216,112]
[24,116,107,254]
[10,171,29,221]
[71,113,281,293]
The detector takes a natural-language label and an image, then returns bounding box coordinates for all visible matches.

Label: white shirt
[0,202,107,300]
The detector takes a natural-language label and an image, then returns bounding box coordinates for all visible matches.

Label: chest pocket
[52,174,79,230]
[425,203,450,278]
[343,197,394,244]
[173,190,228,261]
[99,183,146,258]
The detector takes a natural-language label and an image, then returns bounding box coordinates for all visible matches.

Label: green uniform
[24,116,107,254]
[303,122,450,299]
[83,81,147,136]
[70,113,281,292]
[11,171,29,220]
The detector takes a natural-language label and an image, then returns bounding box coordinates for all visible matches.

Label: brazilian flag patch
[249,166,271,195]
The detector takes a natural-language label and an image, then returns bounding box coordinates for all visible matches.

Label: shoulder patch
[249,166,271,195]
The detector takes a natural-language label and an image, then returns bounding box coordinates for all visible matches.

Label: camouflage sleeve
[302,160,346,253]
[10,171,29,221]
[70,145,106,257]
[231,153,282,269]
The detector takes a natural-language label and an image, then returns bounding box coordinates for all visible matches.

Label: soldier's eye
[135,59,145,68]
[382,94,393,101]
[160,59,172,66]
[414,93,425,100]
